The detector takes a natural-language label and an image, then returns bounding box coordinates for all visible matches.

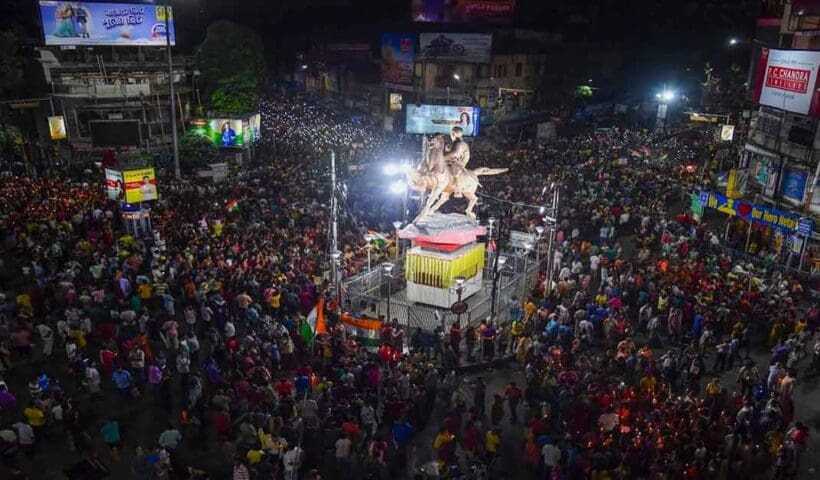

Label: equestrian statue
[407,127,507,221]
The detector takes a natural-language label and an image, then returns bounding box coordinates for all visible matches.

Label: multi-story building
[34,46,197,165]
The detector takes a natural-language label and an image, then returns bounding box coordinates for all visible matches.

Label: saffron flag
[225,199,239,212]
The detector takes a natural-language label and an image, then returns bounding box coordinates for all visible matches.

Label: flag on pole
[340,313,381,347]
[367,231,392,248]
[225,199,239,212]
[303,297,327,344]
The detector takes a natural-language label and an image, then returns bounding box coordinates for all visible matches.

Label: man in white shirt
[541,442,561,477]
[282,446,301,480]
[334,434,352,463]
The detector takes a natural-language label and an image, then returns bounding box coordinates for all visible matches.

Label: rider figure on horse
[443,127,469,195]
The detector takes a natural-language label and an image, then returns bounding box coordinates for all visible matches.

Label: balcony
[53,83,152,98]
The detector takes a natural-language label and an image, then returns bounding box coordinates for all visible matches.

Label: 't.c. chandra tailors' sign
[698,191,807,232]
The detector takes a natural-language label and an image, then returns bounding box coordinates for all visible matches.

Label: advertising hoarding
[188,116,258,148]
[412,0,516,24]
[719,124,735,141]
[104,168,124,200]
[381,33,416,90]
[38,1,175,46]
[249,113,261,142]
[755,48,820,116]
[698,190,803,232]
[48,116,67,140]
[123,167,157,203]
[419,33,492,63]
[781,166,808,202]
[406,104,480,136]
[389,93,403,111]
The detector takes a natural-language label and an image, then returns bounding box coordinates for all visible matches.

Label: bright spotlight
[453,73,461,81]
[660,90,676,102]
[301,64,308,70]
[389,180,407,195]
[383,163,399,175]
[729,38,739,46]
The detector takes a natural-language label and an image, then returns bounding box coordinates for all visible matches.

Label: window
[515,63,523,76]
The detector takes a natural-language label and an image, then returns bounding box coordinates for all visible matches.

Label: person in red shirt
[449,321,461,355]
[504,382,523,423]
[275,378,293,398]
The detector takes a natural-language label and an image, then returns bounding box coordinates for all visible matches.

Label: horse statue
[407,134,507,221]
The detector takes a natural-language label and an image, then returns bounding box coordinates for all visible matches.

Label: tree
[210,76,260,116]
[195,21,266,94]
[0,30,25,99]
[178,131,218,170]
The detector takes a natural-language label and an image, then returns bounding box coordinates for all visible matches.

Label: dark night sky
[2,0,760,98]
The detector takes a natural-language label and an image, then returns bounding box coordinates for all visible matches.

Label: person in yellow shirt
[639,373,657,393]
[523,300,537,319]
[16,293,32,312]
[595,292,607,307]
[706,377,722,397]
[24,402,45,427]
[485,428,501,459]
[138,282,153,301]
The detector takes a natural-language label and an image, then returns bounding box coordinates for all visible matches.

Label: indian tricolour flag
[225,199,239,212]
[302,298,327,344]
[367,231,392,248]
[341,314,381,347]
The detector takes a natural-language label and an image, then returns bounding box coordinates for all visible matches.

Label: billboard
[104,168,124,201]
[381,33,416,90]
[249,113,261,143]
[38,1,176,46]
[48,116,67,140]
[90,120,141,147]
[755,48,820,116]
[419,33,492,63]
[123,167,157,203]
[781,166,808,202]
[406,104,480,136]
[411,0,516,24]
[188,117,257,148]
[389,93,403,111]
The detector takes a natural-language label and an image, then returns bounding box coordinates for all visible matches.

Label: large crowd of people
[0,93,815,480]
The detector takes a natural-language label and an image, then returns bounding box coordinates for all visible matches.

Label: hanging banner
[122,167,158,203]
[389,93,403,111]
[720,124,735,141]
[780,167,808,202]
[412,0,516,23]
[48,115,67,140]
[104,168,124,201]
[698,190,803,231]
[381,33,416,90]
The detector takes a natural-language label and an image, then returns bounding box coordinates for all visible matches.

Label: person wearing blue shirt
[392,419,413,448]
[220,122,237,146]
[112,367,132,399]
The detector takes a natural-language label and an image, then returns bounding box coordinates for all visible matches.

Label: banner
[720,124,735,141]
[188,116,258,148]
[412,0,516,23]
[340,314,381,347]
[419,33,492,63]
[104,168,124,201]
[38,1,175,46]
[381,33,416,90]
[406,104,480,136]
[756,48,820,116]
[389,93,403,111]
[122,167,157,203]
[781,166,809,202]
[698,190,802,231]
[48,116,67,140]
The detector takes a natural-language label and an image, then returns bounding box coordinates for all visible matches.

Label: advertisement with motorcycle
[419,33,492,63]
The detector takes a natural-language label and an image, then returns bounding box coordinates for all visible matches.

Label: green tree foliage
[178,131,218,169]
[195,21,265,103]
[210,76,260,116]
[0,30,25,98]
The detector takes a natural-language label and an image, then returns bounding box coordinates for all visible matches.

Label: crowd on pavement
[0,93,815,480]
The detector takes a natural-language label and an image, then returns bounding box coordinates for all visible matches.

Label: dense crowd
[0,93,815,480]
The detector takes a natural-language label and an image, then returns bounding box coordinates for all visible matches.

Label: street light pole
[364,233,374,271]
[382,263,395,322]
[393,220,403,264]
[545,186,560,298]
[454,276,465,326]
[164,0,180,179]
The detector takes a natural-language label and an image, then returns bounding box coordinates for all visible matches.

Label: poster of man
[123,167,158,203]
